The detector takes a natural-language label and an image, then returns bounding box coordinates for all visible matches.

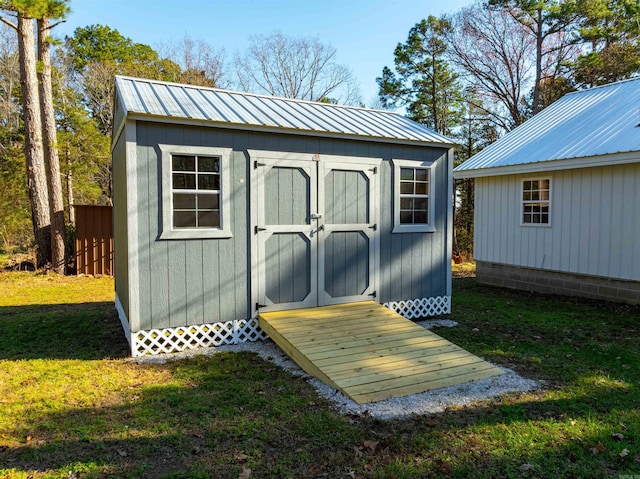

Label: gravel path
[134,320,539,420]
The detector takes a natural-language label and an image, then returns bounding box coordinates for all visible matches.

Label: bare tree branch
[234,31,361,105]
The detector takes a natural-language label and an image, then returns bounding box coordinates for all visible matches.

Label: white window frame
[392,159,436,233]
[159,145,232,239]
[521,177,551,227]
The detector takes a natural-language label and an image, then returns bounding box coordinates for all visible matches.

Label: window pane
[414,210,427,224]
[174,210,196,228]
[400,168,414,180]
[523,213,532,223]
[173,173,196,189]
[415,169,427,182]
[198,211,220,227]
[198,193,219,210]
[414,182,428,195]
[400,182,414,194]
[172,155,195,172]
[198,156,219,173]
[198,174,219,190]
[415,198,428,211]
[400,211,413,224]
[540,179,549,189]
[173,193,195,209]
[540,190,549,200]
[400,198,414,210]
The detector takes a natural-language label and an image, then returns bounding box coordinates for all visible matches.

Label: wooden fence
[74,205,113,276]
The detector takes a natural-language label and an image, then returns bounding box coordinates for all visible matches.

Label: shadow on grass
[0,302,129,360]
[2,354,638,479]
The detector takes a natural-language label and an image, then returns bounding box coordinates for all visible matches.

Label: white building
[454,77,640,304]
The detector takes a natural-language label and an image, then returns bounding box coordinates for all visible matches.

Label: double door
[255,155,380,312]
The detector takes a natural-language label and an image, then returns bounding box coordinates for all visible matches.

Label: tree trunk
[532,8,544,115]
[17,14,50,268]
[37,17,66,274]
[66,146,75,225]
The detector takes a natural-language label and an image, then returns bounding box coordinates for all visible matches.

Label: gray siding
[112,131,129,319]
[475,163,640,281]
[134,121,450,330]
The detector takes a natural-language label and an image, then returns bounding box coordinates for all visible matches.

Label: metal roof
[455,77,640,175]
[114,76,454,147]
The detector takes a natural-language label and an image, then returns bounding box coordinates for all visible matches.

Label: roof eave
[453,150,640,179]
[124,111,456,149]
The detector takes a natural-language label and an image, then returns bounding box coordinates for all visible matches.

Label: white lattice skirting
[126,295,450,356]
[132,319,268,357]
[383,295,451,319]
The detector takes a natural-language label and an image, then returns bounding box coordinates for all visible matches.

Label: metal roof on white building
[455,77,640,177]
[114,76,454,147]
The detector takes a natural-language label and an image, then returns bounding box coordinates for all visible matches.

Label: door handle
[310,213,323,220]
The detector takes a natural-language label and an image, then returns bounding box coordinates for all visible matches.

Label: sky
[55,0,474,105]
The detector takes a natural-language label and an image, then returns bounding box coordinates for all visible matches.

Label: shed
[454,77,640,304]
[112,76,455,356]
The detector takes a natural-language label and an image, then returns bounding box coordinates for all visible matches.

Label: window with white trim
[522,178,550,225]
[172,154,220,229]
[159,145,232,239]
[392,159,435,233]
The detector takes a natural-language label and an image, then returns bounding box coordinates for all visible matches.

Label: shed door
[318,160,378,306]
[255,156,379,313]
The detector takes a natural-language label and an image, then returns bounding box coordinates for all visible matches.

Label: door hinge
[254,226,267,234]
[368,291,377,298]
[256,302,267,310]
[368,224,377,231]
[254,160,266,168]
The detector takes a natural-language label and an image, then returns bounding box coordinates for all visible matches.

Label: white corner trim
[125,120,140,333]
[158,145,233,240]
[446,148,454,297]
[384,296,451,318]
[115,293,132,353]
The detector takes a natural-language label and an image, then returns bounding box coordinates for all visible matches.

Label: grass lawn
[0,271,638,478]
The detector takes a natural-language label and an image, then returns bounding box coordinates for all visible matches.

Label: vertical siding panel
[633,166,640,281]
[496,177,504,264]
[599,167,613,276]
[233,149,249,318]
[184,127,205,326]
[554,172,567,271]
[200,128,221,323]
[616,165,640,279]
[499,176,508,264]
[474,178,483,261]
[588,169,600,276]
[389,146,403,301]
[147,126,170,330]
[609,166,624,279]
[569,171,581,273]
[379,155,392,302]
[136,126,152,329]
[400,234,413,299]
[578,169,591,275]
[165,126,187,328]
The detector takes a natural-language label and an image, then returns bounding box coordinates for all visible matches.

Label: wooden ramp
[259,301,505,404]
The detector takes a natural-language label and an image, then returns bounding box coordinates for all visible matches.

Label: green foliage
[65,25,182,135]
[377,16,463,135]
[0,0,69,19]
[572,0,640,86]
[66,24,161,71]
[0,131,31,250]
